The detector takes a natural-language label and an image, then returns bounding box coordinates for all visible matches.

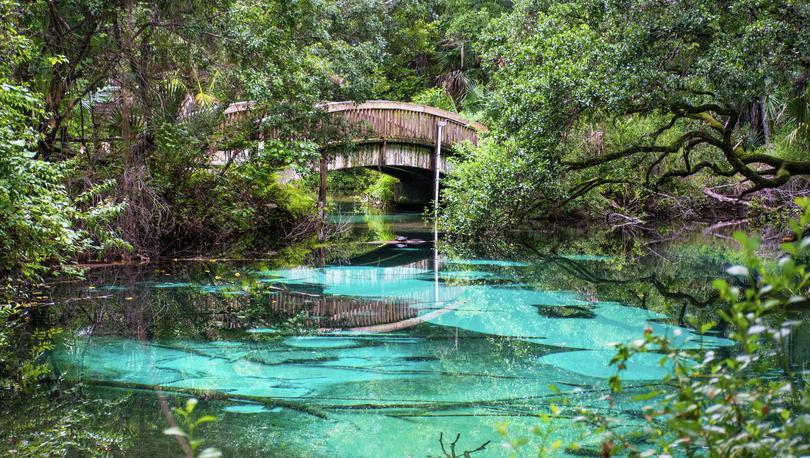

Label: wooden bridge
[314,101,485,172]
[218,100,487,205]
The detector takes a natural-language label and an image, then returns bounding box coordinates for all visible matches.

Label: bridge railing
[322,101,485,149]
[221,100,486,150]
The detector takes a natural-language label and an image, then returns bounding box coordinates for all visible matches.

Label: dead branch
[436,432,491,458]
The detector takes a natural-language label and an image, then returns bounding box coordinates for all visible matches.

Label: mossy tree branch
[561,103,810,199]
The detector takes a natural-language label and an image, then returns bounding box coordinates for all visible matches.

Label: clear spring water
[46,210,746,457]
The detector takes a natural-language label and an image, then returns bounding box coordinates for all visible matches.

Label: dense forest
[2,0,808,277]
[1,0,515,280]
[1,0,809,456]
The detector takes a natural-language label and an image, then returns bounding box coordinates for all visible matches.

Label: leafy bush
[507,198,810,457]
[0,82,80,279]
[359,174,401,209]
[601,200,810,456]
[147,125,320,252]
[0,84,126,279]
[413,86,458,112]
[0,8,128,277]
[325,168,379,194]
[439,137,559,238]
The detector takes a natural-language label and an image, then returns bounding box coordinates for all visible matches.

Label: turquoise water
[47,212,739,456]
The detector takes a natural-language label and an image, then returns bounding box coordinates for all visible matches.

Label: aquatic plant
[163,398,222,458]
[495,406,566,458]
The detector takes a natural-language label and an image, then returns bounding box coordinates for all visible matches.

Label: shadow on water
[11,209,809,457]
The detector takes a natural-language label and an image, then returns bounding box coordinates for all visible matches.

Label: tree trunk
[760,96,770,145]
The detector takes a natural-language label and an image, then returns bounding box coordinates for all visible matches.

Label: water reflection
[46,212,751,457]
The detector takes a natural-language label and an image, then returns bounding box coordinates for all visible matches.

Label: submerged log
[83,379,328,419]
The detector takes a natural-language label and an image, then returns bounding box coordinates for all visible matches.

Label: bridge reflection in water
[258,242,461,333]
[265,290,421,331]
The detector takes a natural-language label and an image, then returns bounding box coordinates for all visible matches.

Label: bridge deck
[322,101,485,149]
[223,100,485,151]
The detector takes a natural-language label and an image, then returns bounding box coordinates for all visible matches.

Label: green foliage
[496,406,566,457]
[159,160,317,251]
[225,0,387,133]
[164,398,221,458]
[3,0,515,256]
[0,303,61,394]
[0,1,33,74]
[359,173,401,210]
[0,83,78,278]
[326,168,379,194]
[413,87,458,112]
[147,107,320,250]
[0,0,128,274]
[441,0,810,233]
[439,137,558,237]
[0,44,67,276]
[580,198,810,456]
[0,41,124,277]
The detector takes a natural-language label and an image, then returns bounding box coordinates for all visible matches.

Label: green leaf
[609,375,622,393]
[195,415,217,425]
[513,437,529,447]
[197,449,223,458]
[163,426,187,437]
[726,265,749,277]
[185,398,198,414]
[632,390,662,401]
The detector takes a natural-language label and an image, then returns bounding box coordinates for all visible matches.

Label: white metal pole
[434,120,446,243]
[434,120,446,307]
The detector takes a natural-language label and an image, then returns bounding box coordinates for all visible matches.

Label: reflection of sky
[55,254,735,457]
[254,261,732,380]
[537,350,689,380]
[99,260,732,384]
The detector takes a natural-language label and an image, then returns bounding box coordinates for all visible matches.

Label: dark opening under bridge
[217,100,487,205]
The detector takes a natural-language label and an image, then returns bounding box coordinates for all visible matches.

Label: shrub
[412,86,458,113]
[439,137,559,238]
[360,174,401,209]
[509,198,810,457]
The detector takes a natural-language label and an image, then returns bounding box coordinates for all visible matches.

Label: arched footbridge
[216,100,487,205]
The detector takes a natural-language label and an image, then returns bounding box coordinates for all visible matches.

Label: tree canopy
[441,0,810,236]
